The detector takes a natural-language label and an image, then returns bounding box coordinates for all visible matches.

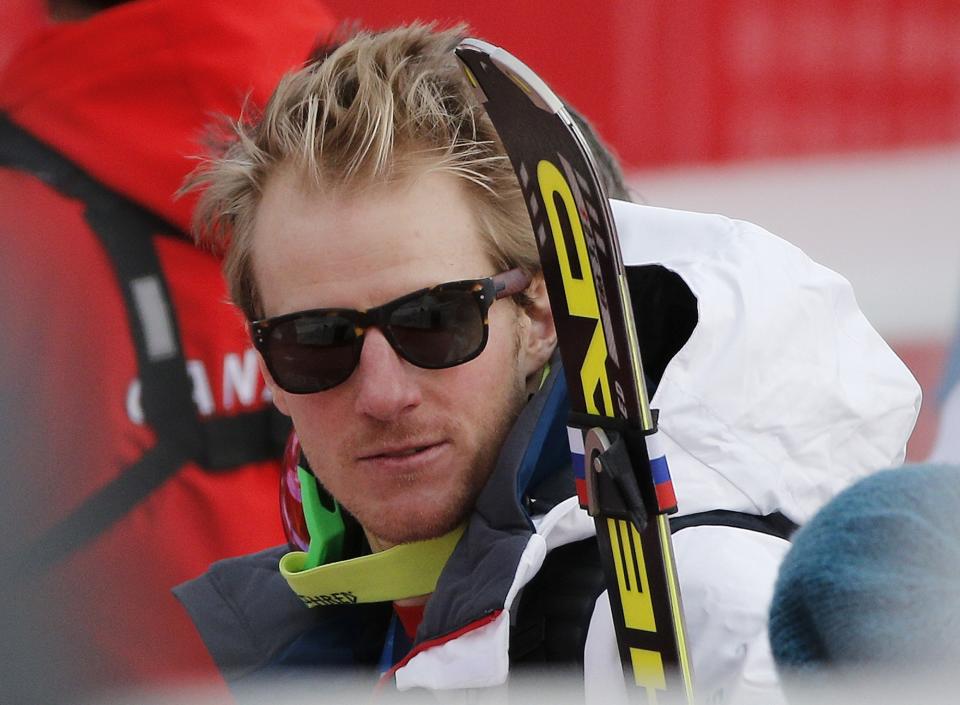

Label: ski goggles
[250,268,532,394]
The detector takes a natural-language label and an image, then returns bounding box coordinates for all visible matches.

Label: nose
[351,327,422,421]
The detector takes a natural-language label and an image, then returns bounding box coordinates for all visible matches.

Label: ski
[455,39,695,703]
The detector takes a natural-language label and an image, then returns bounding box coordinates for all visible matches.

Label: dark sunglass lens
[388,288,485,368]
[266,314,359,392]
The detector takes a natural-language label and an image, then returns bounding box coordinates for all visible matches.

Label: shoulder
[173,545,314,680]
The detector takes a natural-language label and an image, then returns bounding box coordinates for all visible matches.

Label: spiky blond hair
[186,23,539,320]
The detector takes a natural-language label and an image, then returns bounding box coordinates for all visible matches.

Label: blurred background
[1,2,956,703]
[4,0,956,458]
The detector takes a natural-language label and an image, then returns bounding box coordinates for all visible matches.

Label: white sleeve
[583,525,791,705]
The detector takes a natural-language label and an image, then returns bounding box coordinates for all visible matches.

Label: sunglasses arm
[493,268,532,299]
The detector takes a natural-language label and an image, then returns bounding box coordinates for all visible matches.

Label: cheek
[257,354,291,417]
[484,308,524,380]
[285,395,338,456]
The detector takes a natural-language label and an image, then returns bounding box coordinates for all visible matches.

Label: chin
[354,495,471,546]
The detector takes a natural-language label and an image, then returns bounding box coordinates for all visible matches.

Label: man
[177,24,921,702]
[0,0,335,697]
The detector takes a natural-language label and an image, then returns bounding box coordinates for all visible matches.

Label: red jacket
[0,0,335,691]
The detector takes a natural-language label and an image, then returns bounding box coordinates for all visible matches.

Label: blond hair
[186,23,539,320]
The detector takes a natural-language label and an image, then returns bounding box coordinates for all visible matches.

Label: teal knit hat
[769,464,960,671]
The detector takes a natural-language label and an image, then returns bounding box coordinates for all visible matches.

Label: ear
[518,274,557,388]
[257,352,291,416]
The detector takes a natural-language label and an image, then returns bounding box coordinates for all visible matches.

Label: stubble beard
[310,335,531,549]
[349,367,529,547]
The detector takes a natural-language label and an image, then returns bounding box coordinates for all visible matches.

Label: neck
[526,362,551,397]
[394,594,431,607]
[365,530,393,553]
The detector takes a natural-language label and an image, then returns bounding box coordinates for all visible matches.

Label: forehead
[250,165,496,316]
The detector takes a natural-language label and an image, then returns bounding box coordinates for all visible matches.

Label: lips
[377,445,430,458]
[358,441,445,462]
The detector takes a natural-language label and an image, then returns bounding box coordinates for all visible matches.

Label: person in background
[175,24,920,703]
[769,463,960,700]
[0,0,335,699]
[0,0,46,69]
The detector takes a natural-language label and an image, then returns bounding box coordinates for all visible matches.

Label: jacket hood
[613,200,921,523]
[0,0,335,233]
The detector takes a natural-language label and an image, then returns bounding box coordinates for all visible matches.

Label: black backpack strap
[509,508,798,674]
[1,114,201,452]
[0,115,288,567]
[670,509,799,542]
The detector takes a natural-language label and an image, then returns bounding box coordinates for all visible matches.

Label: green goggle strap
[280,524,465,606]
[298,465,345,569]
